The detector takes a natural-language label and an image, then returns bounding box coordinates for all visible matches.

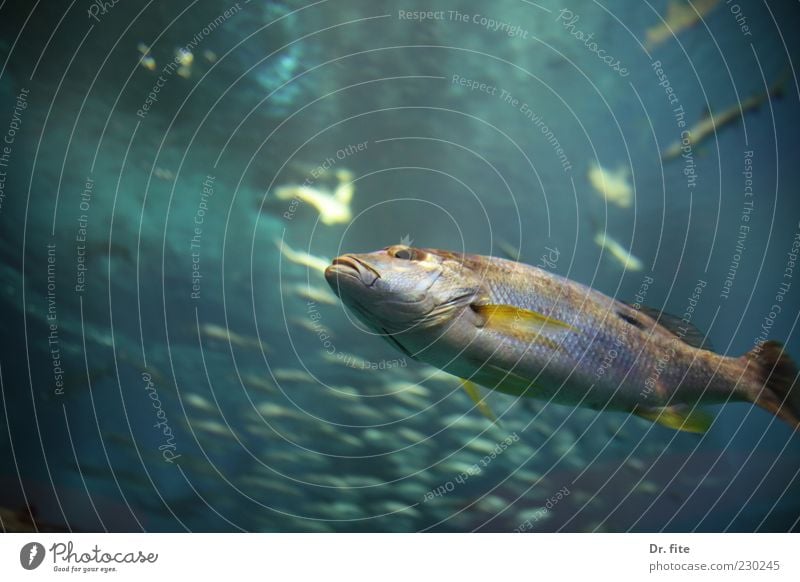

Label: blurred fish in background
[0,0,799,534]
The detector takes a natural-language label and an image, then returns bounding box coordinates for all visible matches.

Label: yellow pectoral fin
[460,379,499,424]
[633,405,714,434]
[473,304,574,342]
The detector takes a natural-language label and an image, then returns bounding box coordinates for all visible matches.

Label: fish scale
[479,262,743,411]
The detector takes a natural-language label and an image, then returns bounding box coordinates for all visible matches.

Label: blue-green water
[0,0,799,532]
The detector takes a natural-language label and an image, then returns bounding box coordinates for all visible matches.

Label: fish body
[645,0,720,50]
[325,246,799,432]
[587,162,633,208]
[594,231,643,271]
[276,239,330,274]
[273,169,355,225]
[662,77,785,160]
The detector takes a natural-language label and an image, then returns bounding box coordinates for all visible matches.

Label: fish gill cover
[0,0,798,533]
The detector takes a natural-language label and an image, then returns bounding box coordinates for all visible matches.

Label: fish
[183,393,217,413]
[273,368,314,383]
[290,316,334,337]
[199,322,270,353]
[594,231,644,271]
[644,0,720,50]
[241,373,277,393]
[273,168,355,225]
[292,283,339,305]
[175,48,193,78]
[154,166,175,181]
[661,75,787,160]
[587,161,633,208]
[255,402,306,420]
[192,419,236,438]
[275,239,330,274]
[324,245,800,433]
[137,42,156,71]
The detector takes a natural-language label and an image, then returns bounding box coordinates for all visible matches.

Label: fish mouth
[325,255,381,288]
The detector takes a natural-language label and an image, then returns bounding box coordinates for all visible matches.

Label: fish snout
[325,255,380,288]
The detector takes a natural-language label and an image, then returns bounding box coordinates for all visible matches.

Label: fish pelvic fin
[633,404,714,434]
[744,341,800,429]
[473,304,573,343]
[460,379,499,424]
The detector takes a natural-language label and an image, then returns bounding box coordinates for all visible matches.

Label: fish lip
[326,255,381,287]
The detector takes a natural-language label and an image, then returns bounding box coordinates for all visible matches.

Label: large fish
[325,245,799,433]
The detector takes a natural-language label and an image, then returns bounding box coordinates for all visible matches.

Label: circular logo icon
[20,542,46,570]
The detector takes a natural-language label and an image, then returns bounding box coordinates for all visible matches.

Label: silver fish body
[325,246,798,431]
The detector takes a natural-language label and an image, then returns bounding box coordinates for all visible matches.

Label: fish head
[324,245,485,335]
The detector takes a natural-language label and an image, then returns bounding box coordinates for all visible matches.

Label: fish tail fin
[744,341,800,429]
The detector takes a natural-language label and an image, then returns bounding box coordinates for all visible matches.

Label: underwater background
[0,0,799,532]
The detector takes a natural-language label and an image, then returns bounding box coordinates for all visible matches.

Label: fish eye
[386,245,425,261]
[394,248,414,260]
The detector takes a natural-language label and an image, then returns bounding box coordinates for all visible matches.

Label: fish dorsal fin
[459,379,498,423]
[472,304,574,340]
[633,404,713,434]
[627,305,713,351]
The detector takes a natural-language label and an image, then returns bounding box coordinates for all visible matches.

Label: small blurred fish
[397,427,427,443]
[275,239,330,274]
[238,476,301,496]
[662,74,787,160]
[137,42,156,71]
[292,283,338,305]
[154,166,175,181]
[192,419,236,439]
[440,414,494,432]
[475,495,510,513]
[587,161,633,208]
[348,404,385,422]
[594,231,644,271]
[323,384,360,399]
[256,402,305,420]
[644,0,720,50]
[290,316,333,337]
[384,381,431,399]
[240,373,276,393]
[175,47,193,78]
[465,437,504,454]
[373,501,421,518]
[199,322,270,353]
[273,168,355,225]
[325,245,800,433]
[182,393,217,413]
[273,368,313,383]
